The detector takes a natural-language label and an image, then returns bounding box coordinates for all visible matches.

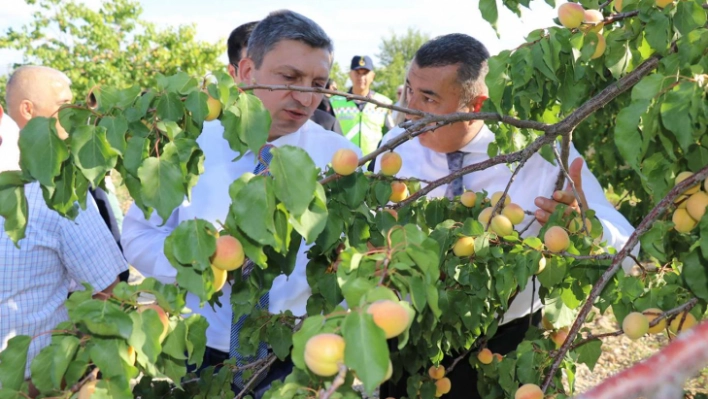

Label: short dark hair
[414,33,490,103]
[247,10,333,69]
[227,21,259,66]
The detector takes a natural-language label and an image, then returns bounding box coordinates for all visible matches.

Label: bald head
[5,65,73,138]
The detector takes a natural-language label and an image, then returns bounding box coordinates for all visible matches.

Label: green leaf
[644,12,670,53]
[660,82,697,152]
[157,72,196,94]
[70,126,119,188]
[0,172,29,244]
[0,336,31,390]
[29,345,54,392]
[479,0,499,34]
[486,51,510,112]
[289,183,328,243]
[342,312,389,394]
[128,311,163,368]
[69,300,133,339]
[99,115,128,155]
[374,181,392,206]
[682,250,708,302]
[223,93,271,157]
[631,74,665,101]
[169,219,217,272]
[162,320,188,360]
[185,90,209,125]
[51,336,80,388]
[89,339,137,379]
[230,176,277,247]
[577,339,602,371]
[268,322,294,361]
[157,92,185,122]
[536,256,567,288]
[614,100,649,170]
[49,160,78,216]
[675,0,707,37]
[137,156,185,223]
[700,214,708,260]
[122,136,150,177]
[18,117,69,188]
[270,146,317,217]
[185,315,208,369]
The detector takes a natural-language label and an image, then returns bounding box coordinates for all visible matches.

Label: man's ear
[471,95,488,113]
[238,58,256,85]
[227,64,238,84]
[19,100,33,121]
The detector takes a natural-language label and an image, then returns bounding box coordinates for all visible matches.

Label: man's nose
[292,90,314,107]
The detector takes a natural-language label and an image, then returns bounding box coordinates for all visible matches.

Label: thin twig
[554,135,572,192]
[318,364,348,399]
[486,156,531,232]
[518,217,538,236]
[233,352,278,399]
[541,164,708,392]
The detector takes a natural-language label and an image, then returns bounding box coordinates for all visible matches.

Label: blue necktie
[229,144,273,389]
[445,151,466,200]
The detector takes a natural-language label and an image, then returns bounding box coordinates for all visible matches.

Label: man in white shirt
[120,10,361,395]
[373,34,636,399]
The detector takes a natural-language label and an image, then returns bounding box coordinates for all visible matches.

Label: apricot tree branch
[554,135,572,192]
[486,155,531,232]
[541,164,708,392]
[395,134,556,207]
[568,298,699,351]
[233,352,279,399]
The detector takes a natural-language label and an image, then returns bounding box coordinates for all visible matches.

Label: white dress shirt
[121,119,362,353]
[374,125,637,324]
[0,115,20,172]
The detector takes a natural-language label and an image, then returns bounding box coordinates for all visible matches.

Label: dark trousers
[188,346,293,399]
[380,310,542,399]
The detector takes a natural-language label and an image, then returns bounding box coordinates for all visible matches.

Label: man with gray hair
[121,10,361,396]
[373,33,636,398]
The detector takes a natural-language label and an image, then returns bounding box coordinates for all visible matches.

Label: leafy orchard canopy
[1,0,708,398]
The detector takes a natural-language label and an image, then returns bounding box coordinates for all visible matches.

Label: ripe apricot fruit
[491,215,514,237]
[502,203,525,225]
[78,380,98,399]
[211,235,245,271]
[331,149,359,176]
[389,181,409,203]
[544,226,570,253]
[490,191,511,207]
[367,300,410,339]
[477,348,494,365]
[452,236,475,257]
[672,208,697,233]
[686,191,708,221]
[642,308,666,334]
[204,93,222,121]
[558,2,585,29]
[622,312,649,340]
[435,377,452,397]
[582,9,604,33]
[380,152,403,176]
[460,191,477,207]
[669,312,697,334]
[304,333,345,376]
[428,365,445,379]
[675,171,700,194]
[478,207,494,225]
[515,383,544,399]
[212,265,227,292]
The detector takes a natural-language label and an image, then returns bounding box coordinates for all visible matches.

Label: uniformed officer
[330,55,395,156]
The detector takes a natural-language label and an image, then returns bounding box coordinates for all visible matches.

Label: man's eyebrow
[406,78,440,98]
[276,65,305,76]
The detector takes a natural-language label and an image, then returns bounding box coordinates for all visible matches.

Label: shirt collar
[457,124,494,154]
[0,116,21,173]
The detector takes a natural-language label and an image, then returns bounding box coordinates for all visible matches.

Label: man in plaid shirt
[0,67,127,382]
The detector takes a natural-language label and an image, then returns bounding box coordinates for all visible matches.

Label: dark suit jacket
[310,109,343,134]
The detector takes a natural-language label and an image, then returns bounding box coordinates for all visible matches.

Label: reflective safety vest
[330,91,393,156]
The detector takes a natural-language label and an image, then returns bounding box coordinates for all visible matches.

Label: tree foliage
[1,0,708,398]
[0,0,224,101]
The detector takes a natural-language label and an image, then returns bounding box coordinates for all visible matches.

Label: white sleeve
[569,145,639,273]
[120,204,179,283]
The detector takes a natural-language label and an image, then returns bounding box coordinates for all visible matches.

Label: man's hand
[534,158,589,225]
